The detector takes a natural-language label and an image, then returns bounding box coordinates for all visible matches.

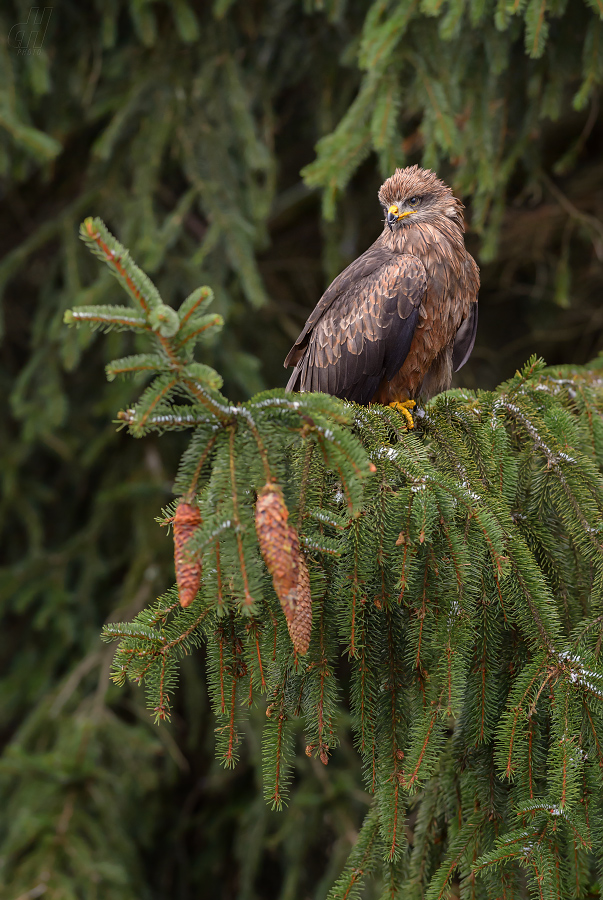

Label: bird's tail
[285,368,301,392]
[285,353,310,392]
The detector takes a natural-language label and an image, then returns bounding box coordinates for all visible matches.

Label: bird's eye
[408,196,420,206]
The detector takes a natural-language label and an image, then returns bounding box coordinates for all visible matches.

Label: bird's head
[378,165,464,232]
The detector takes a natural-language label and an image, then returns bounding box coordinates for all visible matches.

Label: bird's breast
[373,222,475,403]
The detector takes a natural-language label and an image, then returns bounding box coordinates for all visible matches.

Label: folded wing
[286,253,427,404]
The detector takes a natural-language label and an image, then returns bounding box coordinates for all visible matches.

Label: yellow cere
[388,204,415,221]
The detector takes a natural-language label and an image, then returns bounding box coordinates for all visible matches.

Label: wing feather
[285,254,427,402]
[284,243,395,368]
[452,302,478,372]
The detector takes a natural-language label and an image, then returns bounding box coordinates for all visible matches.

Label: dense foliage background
[2,1,603,897]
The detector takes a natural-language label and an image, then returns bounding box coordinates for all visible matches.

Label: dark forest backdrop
[2,1,603,897]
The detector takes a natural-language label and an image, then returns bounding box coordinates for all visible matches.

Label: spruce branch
[65,222,603,899]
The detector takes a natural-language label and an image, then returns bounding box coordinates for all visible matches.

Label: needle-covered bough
[66,216,603,900]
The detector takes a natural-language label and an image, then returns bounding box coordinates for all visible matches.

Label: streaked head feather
[378,165,464,227]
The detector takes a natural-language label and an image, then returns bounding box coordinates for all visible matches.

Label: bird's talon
[388,400,416,428]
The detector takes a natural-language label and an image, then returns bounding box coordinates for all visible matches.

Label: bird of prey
[284,166,479,425]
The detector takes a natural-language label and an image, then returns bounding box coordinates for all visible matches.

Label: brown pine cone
[287,547,312,655]
[174,500,202,607]
[255,483,298,619]
[255,483,312,654]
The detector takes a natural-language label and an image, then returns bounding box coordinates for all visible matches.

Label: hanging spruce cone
[255,483,312,654]
[255,483,298,616]
[174,499,202,608]
[288,547,312,655]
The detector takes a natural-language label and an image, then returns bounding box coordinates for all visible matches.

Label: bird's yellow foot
[389,399,416,429]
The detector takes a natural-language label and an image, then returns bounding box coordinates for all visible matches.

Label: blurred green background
[1,1,603,897]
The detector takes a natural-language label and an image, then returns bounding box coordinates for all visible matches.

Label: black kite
[284,166,479,425]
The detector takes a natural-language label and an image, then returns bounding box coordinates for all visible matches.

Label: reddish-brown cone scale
[255,483,312,654]
[289,548,312,655]
[174,500,202,607]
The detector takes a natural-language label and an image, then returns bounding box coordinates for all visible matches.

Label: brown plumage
[284,166,479,405]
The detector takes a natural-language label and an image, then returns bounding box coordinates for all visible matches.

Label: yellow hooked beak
[387,205,416,229]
